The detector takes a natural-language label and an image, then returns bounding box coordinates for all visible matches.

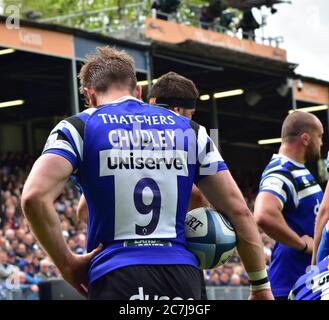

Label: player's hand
[301,235,313,255]
[60,243,103,297]
[249,289,274,300]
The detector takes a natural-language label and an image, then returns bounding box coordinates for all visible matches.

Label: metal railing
[0,287,39,300]
[1,285,249,300]
[39,2,147,40]
[206,286,250,300]
[35,2,283,47]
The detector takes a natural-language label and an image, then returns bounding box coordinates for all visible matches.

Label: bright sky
[254,0,329,81]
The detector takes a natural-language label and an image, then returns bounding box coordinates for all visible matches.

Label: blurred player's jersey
[259,154,323,297]
[43,96,227,284]
[289,256,329,300]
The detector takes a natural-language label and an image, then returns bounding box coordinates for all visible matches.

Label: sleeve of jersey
[42,119,83,172]
[259,173,297,209]
[194,125,228,184]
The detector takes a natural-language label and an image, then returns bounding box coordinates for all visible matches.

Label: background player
[254,111,323,299]
[21,46,273,300]
[289,255,329,300]
[289,154,329,300]
[148,71,211,212]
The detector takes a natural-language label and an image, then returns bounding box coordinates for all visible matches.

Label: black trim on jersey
[296,178,318,192]
[206,140,215,153]
[57,131,70,142]
[286,164,305,172]
[65,115,85,139]
[189,119,200,138]
[285,164,318,192]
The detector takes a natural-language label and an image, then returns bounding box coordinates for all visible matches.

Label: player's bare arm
[77,194,88,224]
[188,184,211,211]
[21,153,102,296]
[312,182,329,264]
[198,170,274,300]
[254,192,313,254]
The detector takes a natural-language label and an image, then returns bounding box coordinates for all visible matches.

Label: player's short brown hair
[148,72,199,100]
[281,111,321,141]
[78,46,137,94]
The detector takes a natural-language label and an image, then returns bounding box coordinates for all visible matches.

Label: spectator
[230,273,241,286]
[206,270,221,286]
[0,249,18,282]
[199,5,214,29]
[151,0,181,21]
[17,271,39,300]
[74,233,87,255]
[0,152,277,298]
[35,259,55,281]
[219,272,230,286]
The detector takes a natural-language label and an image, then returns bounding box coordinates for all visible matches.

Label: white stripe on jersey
[298,184,322,200]
[291,169,312,178]
[265,173,299,208]
[43,123,78,158]
[61,120,84,161]
[47,138,77,156]
[197,125,224,177]
[197,125,223,165]
[261,176,287,208]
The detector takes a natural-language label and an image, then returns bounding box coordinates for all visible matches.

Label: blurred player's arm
[21,154,101,296]
[188,184,211,211]
[254,192,313,254]
[198,170,274,300]
[77,194,88,224]
[312,181,329,264]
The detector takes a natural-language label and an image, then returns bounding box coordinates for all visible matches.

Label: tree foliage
[3,0,244,35]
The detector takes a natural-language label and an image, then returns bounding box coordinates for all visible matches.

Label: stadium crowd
[0,152,275,299]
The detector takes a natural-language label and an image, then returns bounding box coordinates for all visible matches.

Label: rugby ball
[185,207,236,269]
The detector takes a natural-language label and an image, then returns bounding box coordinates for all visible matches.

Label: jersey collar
[273,153,305,168]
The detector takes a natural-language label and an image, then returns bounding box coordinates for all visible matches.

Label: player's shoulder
[263,154,297,177]
[60,108,97,136]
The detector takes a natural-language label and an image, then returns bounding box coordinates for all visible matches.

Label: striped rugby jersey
[259,154,323,297]
[42,96,228,284]
[289,256,329,300]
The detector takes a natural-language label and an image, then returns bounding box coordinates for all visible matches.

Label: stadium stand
[0,152,275,300]
[0,2,328,300]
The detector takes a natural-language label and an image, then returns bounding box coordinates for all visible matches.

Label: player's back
[75,97,224,283]
[43,96,226,284]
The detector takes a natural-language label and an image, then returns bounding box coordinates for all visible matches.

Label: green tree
[3,0,209,31]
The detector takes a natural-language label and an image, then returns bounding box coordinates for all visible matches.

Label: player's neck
[96,90,135,107]
[278,143,305,164]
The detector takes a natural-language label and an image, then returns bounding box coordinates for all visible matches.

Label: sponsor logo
[129,286,193,300]
[124,240,172,247]
[185,214,204,232]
